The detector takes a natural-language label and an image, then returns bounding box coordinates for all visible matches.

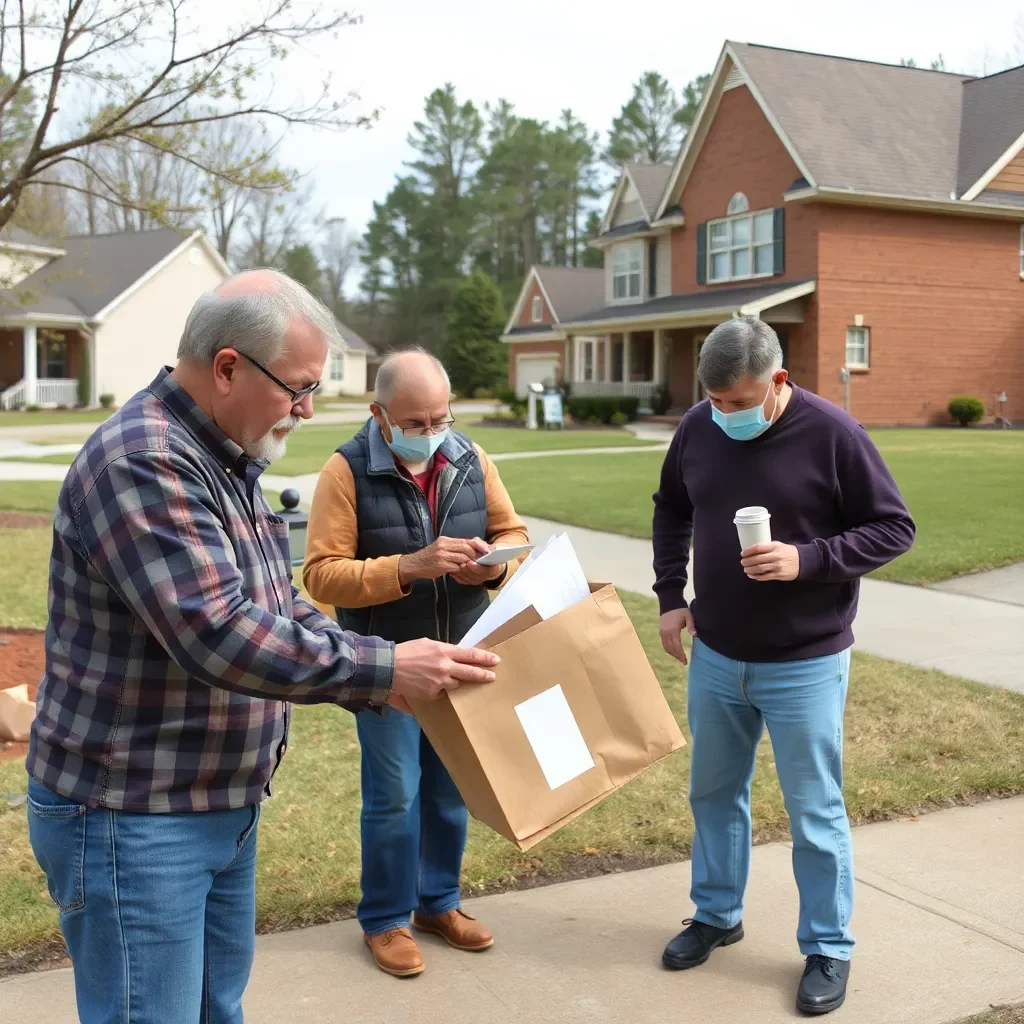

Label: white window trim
[330,351,346,381]
[575,337,603,383]
[727,192,750,215]
[611,242,643,304]
[531,295,543,322]
[707,208,775,284]
[845,327,870,370]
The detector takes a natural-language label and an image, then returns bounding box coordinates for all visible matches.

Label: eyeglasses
[240,352,321,403]
[384,409,456,438]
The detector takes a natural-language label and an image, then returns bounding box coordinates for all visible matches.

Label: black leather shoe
[662,918,744,970]
[797,955,850,1015]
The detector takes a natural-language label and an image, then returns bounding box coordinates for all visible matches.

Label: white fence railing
[0,378,79,409]
[0,381,26,410]
[571,381,660,400]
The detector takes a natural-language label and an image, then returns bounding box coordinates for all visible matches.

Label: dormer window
[531,295,543,322]
[727,192,750,215]
[612,242,642,301]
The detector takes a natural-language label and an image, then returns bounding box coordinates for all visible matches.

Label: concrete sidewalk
[4,797,1023,1024]
[524,516,1024,693]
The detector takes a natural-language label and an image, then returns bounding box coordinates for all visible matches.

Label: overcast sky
[275,0,1023,280]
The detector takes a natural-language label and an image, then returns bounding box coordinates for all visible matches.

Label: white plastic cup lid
[733,506,771,524]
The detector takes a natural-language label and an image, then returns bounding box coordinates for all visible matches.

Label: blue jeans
[686,639,854,960]
[356,707,467,935]
[27,778,260,1024]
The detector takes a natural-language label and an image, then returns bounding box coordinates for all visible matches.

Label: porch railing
[571,380,662,414]
[0,381,26,411]
[0,378,79,409]
[571,381,660,400]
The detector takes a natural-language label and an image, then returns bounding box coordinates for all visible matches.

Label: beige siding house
[318,319,375,398]
[0,227,230,408]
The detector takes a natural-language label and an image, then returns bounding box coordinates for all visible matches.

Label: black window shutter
[648,241,658,297]
[773,208,785,275]
[696,223,708,285]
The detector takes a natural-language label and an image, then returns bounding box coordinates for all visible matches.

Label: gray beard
[242,415,300,464]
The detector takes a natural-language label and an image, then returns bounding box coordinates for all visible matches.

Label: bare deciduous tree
[320,216,359,309]
[0,0,375,232]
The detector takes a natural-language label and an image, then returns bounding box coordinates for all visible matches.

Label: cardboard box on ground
[0,684,35,742]
[410,535,685,851]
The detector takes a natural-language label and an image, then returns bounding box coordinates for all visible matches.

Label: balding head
[374,348,451,406]
[370,348,453,457]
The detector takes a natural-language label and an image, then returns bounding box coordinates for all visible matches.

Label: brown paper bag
[0,684,35,743]
[410,584,685,850]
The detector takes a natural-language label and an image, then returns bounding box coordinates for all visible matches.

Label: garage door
[516,355,559,398]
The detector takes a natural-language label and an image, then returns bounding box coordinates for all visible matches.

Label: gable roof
[599,162,676,238]
[501,265,605,336]
[958,65,1024,198]
[1,228,226,321]
[335,318,375,353]
[625,163,674,220]
[657,42,1024,219]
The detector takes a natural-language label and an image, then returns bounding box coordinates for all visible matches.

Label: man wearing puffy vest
[304,348,529,977]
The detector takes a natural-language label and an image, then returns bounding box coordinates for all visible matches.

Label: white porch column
[622,332,632,385]
[652,328,663,385]
[22,324,38,405]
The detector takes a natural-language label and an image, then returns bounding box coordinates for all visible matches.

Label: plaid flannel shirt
[27,369,394,813]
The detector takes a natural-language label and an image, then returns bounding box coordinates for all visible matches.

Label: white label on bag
[514,685,595,790]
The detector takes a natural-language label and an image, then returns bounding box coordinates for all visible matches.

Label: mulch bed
[0,629,43,763]
[0,513,51,529]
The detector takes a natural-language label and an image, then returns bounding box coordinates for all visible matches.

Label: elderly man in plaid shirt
[25,269,498,1024]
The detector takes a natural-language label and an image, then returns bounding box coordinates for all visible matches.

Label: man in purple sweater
[653,316,914,1015]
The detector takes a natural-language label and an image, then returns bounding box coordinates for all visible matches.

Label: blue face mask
[382,411,449,464]
[711,381,779,442]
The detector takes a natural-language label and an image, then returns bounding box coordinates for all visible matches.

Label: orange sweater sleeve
[302,446,530,608]
[302,452,409,610]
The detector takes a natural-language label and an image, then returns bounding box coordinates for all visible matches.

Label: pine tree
[438,270,507,396]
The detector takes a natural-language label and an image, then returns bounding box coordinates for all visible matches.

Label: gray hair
[697,316,783,391]
[177,268,340,365]
[374,347,452,405]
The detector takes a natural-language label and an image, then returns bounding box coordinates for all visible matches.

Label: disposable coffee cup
[734,506,772,550]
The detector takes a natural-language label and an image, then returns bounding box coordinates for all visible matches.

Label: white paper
[476,544,535,566]
[514,685,595,790]
[459,533,590,648]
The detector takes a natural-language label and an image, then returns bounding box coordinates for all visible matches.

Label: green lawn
[0,409,112,428]
[0,482,62,514]
[0,453,77,465]
[268,421,653,476]
[3,590,1023,962]
[498,430,1024,584]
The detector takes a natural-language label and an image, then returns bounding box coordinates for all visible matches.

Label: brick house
[501,42,1024,425]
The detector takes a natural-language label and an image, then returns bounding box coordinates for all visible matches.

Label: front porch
[0,324,88,409]
[563,279,818,417]
[567,331,667,413]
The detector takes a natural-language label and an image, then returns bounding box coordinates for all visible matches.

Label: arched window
[727,192,750,215]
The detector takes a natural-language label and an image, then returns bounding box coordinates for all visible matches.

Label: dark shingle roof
[957,65,1024,195]
[335,319,375,353]
[975,189,1024,208]
[563,279,814,327]
[534,266,605,323]
[1,228,186,319]
[625,162,674,219]
[730,43,972,201]
[725,43,1024,205]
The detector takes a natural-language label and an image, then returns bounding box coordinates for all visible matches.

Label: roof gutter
[785,185,1024,219]
[559,280,817,333]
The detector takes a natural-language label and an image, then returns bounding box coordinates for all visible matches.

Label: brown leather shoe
[412,909,494,951]
[364,928,425,977]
